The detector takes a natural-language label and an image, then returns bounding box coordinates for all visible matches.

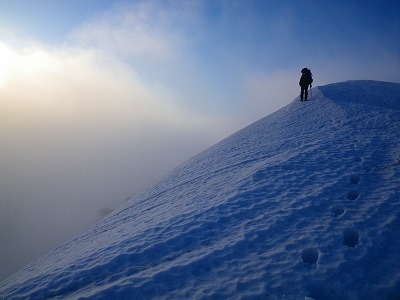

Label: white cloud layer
[0,40,229,279]
[69,1,199,63]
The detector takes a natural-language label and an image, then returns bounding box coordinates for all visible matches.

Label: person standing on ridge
[299,68,313,101]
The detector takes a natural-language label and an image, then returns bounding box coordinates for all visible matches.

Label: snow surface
[1,80,399,299]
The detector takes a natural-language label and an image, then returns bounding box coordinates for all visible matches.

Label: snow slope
[1,80,399,299]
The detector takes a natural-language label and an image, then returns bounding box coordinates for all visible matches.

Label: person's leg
[300,86,305,101]
[304,88,308,100]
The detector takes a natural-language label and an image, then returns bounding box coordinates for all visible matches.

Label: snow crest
[1,80,399,299]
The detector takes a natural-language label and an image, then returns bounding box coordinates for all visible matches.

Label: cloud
[69,1,197,63]
[243,69,301,122]
[0,38,230,280]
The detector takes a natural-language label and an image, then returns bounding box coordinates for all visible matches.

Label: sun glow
[0,42,64,89]
[0,42,17,87]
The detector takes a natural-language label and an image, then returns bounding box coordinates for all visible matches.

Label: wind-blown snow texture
[1,80,400,300]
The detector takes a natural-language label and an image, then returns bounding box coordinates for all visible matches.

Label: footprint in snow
[349,174,360,184]
[347,190,360,200]
[343,228,359,248]
[331,205,345,217]
[346,174,360,199]
[301,247,319,265]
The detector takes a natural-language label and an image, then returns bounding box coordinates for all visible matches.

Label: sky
[0,0,399,280]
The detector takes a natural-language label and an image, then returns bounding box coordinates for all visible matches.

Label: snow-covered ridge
[1,80,399,299]
[319,80,400,109]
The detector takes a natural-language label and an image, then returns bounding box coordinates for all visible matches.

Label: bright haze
[0,0,399,281]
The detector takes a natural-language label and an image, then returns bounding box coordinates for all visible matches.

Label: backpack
[301,68,313,85]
